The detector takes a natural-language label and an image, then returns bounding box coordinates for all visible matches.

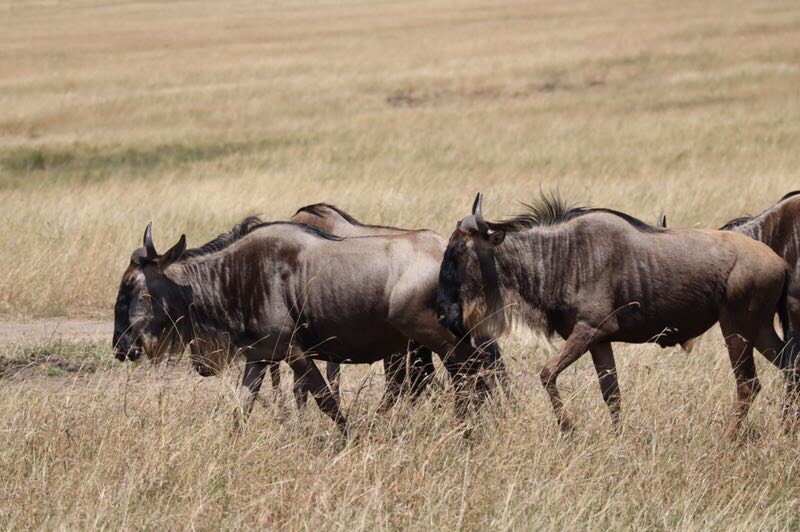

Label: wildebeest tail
[777,267,796,369]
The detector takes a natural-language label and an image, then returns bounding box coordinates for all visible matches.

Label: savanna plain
[1,0,800,529]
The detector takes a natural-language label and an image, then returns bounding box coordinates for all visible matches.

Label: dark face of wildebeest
[437,194,506,340]
[112,223,190,366]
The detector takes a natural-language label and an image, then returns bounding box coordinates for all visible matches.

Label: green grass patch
[0,340,116,378]
[0,135,313,189]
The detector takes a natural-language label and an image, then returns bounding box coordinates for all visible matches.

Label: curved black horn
[472,192,489,231]
[657,210,667,228]
[143,222,157,259]
[472,192,484,217]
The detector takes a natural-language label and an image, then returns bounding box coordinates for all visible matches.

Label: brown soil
[0,318,112,345]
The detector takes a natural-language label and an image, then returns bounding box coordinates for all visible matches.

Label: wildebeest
[657,191,800,424]
[271,203,506,410]
[113,219,490,434]
[284,203,438,409]
[437,193,795,436]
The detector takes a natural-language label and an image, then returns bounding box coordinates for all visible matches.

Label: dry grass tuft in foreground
[1,336,799,529]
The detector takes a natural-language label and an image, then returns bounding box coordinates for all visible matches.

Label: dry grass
[1,0,800,528]
[2,337,799,529]
[2,0,800,316]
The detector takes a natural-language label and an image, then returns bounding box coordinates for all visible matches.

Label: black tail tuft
[777,269,797,370]
[778,271,791,343]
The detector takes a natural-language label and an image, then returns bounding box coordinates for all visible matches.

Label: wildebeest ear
[486,228,505,246]
[131,248,149,265]
[158,234,186,269]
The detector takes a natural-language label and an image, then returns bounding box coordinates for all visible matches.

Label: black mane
[182,216,340,260]
[719,216,753,231]
[294,203,363,226]
[488,193,660,234]
[719,190,800,231]
[182,216,265,259]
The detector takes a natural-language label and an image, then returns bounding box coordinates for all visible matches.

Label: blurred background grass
[1,0,799,316]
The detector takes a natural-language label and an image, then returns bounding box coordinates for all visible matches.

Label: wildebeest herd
[113,191,800,438]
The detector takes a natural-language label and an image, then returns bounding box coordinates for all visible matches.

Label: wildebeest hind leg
[289,356,347,435]
[589,342,621,432]
[390,318,487,419]
[719,317,760,439]
[540,322,596,434]
[784,290,800,428]
[753,321,799,431]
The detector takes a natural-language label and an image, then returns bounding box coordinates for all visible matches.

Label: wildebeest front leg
[293,374,309,410]
[235,359,268,430]
[256,362,284,412]
[475,337,511,399]
[444,342,490,420]
[589,342,621,432]
[540,323,596,433]
[719,327,760,439]
[269,362,281,391]
[289,357,347,435]
[407,342,435,399]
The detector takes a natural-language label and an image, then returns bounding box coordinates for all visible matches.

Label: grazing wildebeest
[657,191,800,425]
[437,193,794,436]
[113,219,489,434]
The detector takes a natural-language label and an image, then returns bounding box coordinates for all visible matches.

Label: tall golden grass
[1,0,799,528]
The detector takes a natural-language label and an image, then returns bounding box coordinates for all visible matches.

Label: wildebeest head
[113,222,188,364]
[437,193,506,340]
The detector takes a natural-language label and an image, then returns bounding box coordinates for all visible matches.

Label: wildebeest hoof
[558,417,575,435]
[127,347,142,361]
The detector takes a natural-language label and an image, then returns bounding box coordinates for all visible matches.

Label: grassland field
[1,0,800,529]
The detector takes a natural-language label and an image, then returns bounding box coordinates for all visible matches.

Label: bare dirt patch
[385,78,607,107]
[0,318,111,346]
